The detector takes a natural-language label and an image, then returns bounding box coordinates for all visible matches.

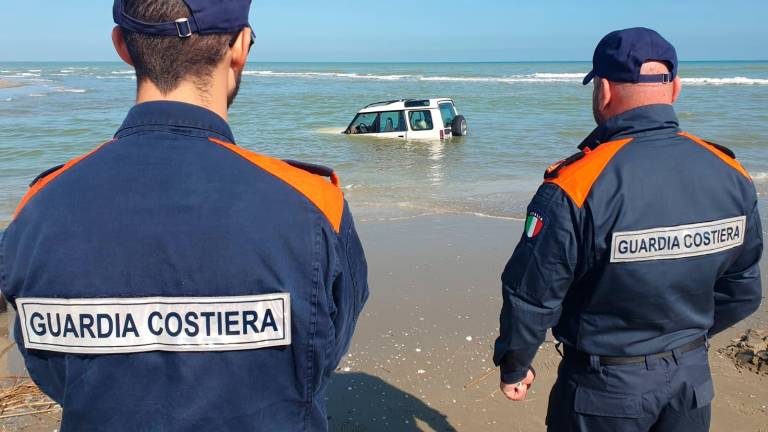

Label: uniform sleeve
[710,198,763,336]
[1,228,66,403]
[493,183,581,384]
[329,202,369,368]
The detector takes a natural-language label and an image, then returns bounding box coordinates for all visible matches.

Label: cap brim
[582,71,596,85]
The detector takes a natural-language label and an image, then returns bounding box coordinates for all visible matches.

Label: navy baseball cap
[583,27,678,85]
[113,0,252,38]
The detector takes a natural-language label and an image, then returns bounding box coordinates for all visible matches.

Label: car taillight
[440,129,445,140]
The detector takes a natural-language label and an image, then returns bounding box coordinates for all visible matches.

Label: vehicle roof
[358,98,454,114]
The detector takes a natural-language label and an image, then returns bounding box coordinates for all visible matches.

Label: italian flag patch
[525,212,544,238]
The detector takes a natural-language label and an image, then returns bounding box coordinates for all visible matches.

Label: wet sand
[0,80,22,90]
[1,214,766,431]
[327,214,767,432]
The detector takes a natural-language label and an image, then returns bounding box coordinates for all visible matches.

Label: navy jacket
[1,101,368,431]
[494,104,763,384]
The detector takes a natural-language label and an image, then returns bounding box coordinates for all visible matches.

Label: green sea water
[1,62,766,226]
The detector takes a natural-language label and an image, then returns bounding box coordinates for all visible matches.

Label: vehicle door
[376,111,408,139]
[438,101,458,136]
[346,112,380,135]
[406,109,438,139]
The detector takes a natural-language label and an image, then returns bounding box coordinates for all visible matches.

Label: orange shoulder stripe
[12,139,115,221]
[209,137,344,233]
[678,132,751,181]
[545,138,633,208]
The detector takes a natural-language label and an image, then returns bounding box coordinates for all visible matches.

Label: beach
[1,213,766,431]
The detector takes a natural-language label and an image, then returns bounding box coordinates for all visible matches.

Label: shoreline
[1,213,766,431]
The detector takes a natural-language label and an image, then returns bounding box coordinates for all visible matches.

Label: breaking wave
[681,77,768,86]
[420,73,584,83]
[242,70,768,85]
[242,70,410,80]
[243,71,586,83]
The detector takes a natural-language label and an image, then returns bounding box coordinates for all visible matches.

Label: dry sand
[0,214,766,431]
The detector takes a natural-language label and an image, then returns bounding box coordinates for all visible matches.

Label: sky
[0,0,766,62]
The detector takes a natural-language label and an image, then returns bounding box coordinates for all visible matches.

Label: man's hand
[500,368,536,401]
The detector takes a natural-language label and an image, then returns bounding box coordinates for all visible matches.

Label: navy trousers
[546,344,714,432]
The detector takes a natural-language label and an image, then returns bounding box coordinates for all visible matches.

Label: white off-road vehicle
[343,98,467,140]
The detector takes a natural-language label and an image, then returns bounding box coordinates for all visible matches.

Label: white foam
[243,70,412,80]
[532,72,585,79]
[315,127,346,135]
[111,70,135,75]
[244,70,586,83]
[243,70,768,85]
[96,76,136,80]
[753,172,768,183]
[57,88,87,93]
[419,76,499,82]
[681,77,768,86]
[420,74,582,83]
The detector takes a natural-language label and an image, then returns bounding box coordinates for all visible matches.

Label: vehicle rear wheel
[452,115,467,136]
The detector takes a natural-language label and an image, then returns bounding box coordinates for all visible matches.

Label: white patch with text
[16,294,291,354]
[611,216,746,263]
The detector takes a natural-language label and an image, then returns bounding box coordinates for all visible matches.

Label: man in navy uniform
[1,1,368,430]
[494,28,762,431]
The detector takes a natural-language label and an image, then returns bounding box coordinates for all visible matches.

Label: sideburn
[227,69,243,109]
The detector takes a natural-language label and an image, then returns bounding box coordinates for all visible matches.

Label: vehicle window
[379,111,406,133]
[439,103,456,127]
[348,113,379,134]
[404,100,430,108]
[409,110,433,131]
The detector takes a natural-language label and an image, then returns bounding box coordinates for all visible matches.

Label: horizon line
[1,59,767,64]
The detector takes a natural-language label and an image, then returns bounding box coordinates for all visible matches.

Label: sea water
[0,62,766,226]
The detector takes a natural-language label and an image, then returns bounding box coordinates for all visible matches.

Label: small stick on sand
[463,368,497,389]
[0,408,59,420]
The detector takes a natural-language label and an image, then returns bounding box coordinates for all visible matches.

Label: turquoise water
[1,62,767,226]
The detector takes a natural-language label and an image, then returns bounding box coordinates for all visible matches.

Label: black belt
[563,336,707,367]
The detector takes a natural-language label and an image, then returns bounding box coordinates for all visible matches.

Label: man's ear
[671,76,682,104]
[598,78,612,112]
[229,27,251,71]
[112,26,134,67]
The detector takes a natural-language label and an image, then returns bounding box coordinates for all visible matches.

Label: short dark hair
[122,0,236,94]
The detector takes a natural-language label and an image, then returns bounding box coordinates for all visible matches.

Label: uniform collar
[115,101,236,143]
[579,104,680,150]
